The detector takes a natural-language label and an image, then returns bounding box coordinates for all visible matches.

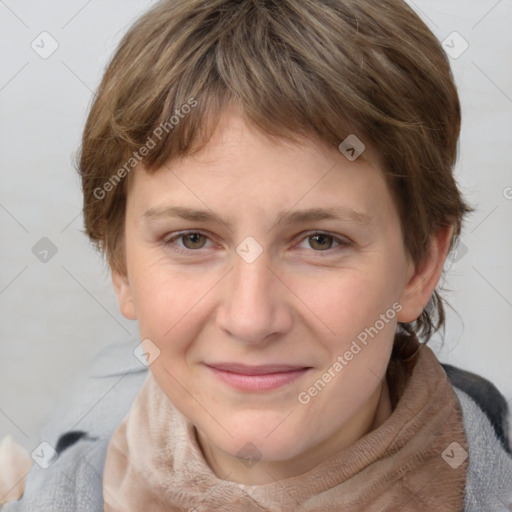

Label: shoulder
[1,437,110,512]
[442,363,511,454]
[2,340,148,512]
[443,363,512,512]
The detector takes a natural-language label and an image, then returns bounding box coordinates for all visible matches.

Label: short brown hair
[77,0,473,344]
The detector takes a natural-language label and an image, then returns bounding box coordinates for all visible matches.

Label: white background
[0,0,511,452]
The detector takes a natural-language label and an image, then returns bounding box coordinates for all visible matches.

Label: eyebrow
[143,205,372,229]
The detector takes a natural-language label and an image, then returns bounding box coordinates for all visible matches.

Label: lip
[205,363,311,392]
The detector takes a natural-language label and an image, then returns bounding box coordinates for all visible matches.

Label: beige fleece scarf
[103,344,468,511]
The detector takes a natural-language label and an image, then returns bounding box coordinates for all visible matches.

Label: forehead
[126,109,395,231]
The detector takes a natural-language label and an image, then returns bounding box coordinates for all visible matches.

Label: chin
[213,420,312,462]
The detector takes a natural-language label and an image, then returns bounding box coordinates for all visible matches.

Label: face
[113,107,445,475]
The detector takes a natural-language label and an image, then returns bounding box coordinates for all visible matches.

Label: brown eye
[308,234,335,250]
[181,233,207,249]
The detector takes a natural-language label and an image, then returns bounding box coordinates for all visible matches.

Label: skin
[112,107,453,485]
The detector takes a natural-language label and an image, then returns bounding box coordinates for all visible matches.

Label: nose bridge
[217,249,290,343]
[232,252,271,304]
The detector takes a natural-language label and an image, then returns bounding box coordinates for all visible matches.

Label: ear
[112,268,137,320]
[397,225,454,323]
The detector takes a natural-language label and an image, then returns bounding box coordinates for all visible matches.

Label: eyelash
[162,230,352,256]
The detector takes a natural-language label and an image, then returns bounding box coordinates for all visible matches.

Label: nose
[215,250,293,345]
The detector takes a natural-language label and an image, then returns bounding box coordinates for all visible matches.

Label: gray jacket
[3,340,512,512]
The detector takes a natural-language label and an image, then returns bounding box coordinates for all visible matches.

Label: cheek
[288,264,400,404]
[129,261,209,350]
[132,269,211,406]
[294,271,398,428]
[291,266,400,344]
